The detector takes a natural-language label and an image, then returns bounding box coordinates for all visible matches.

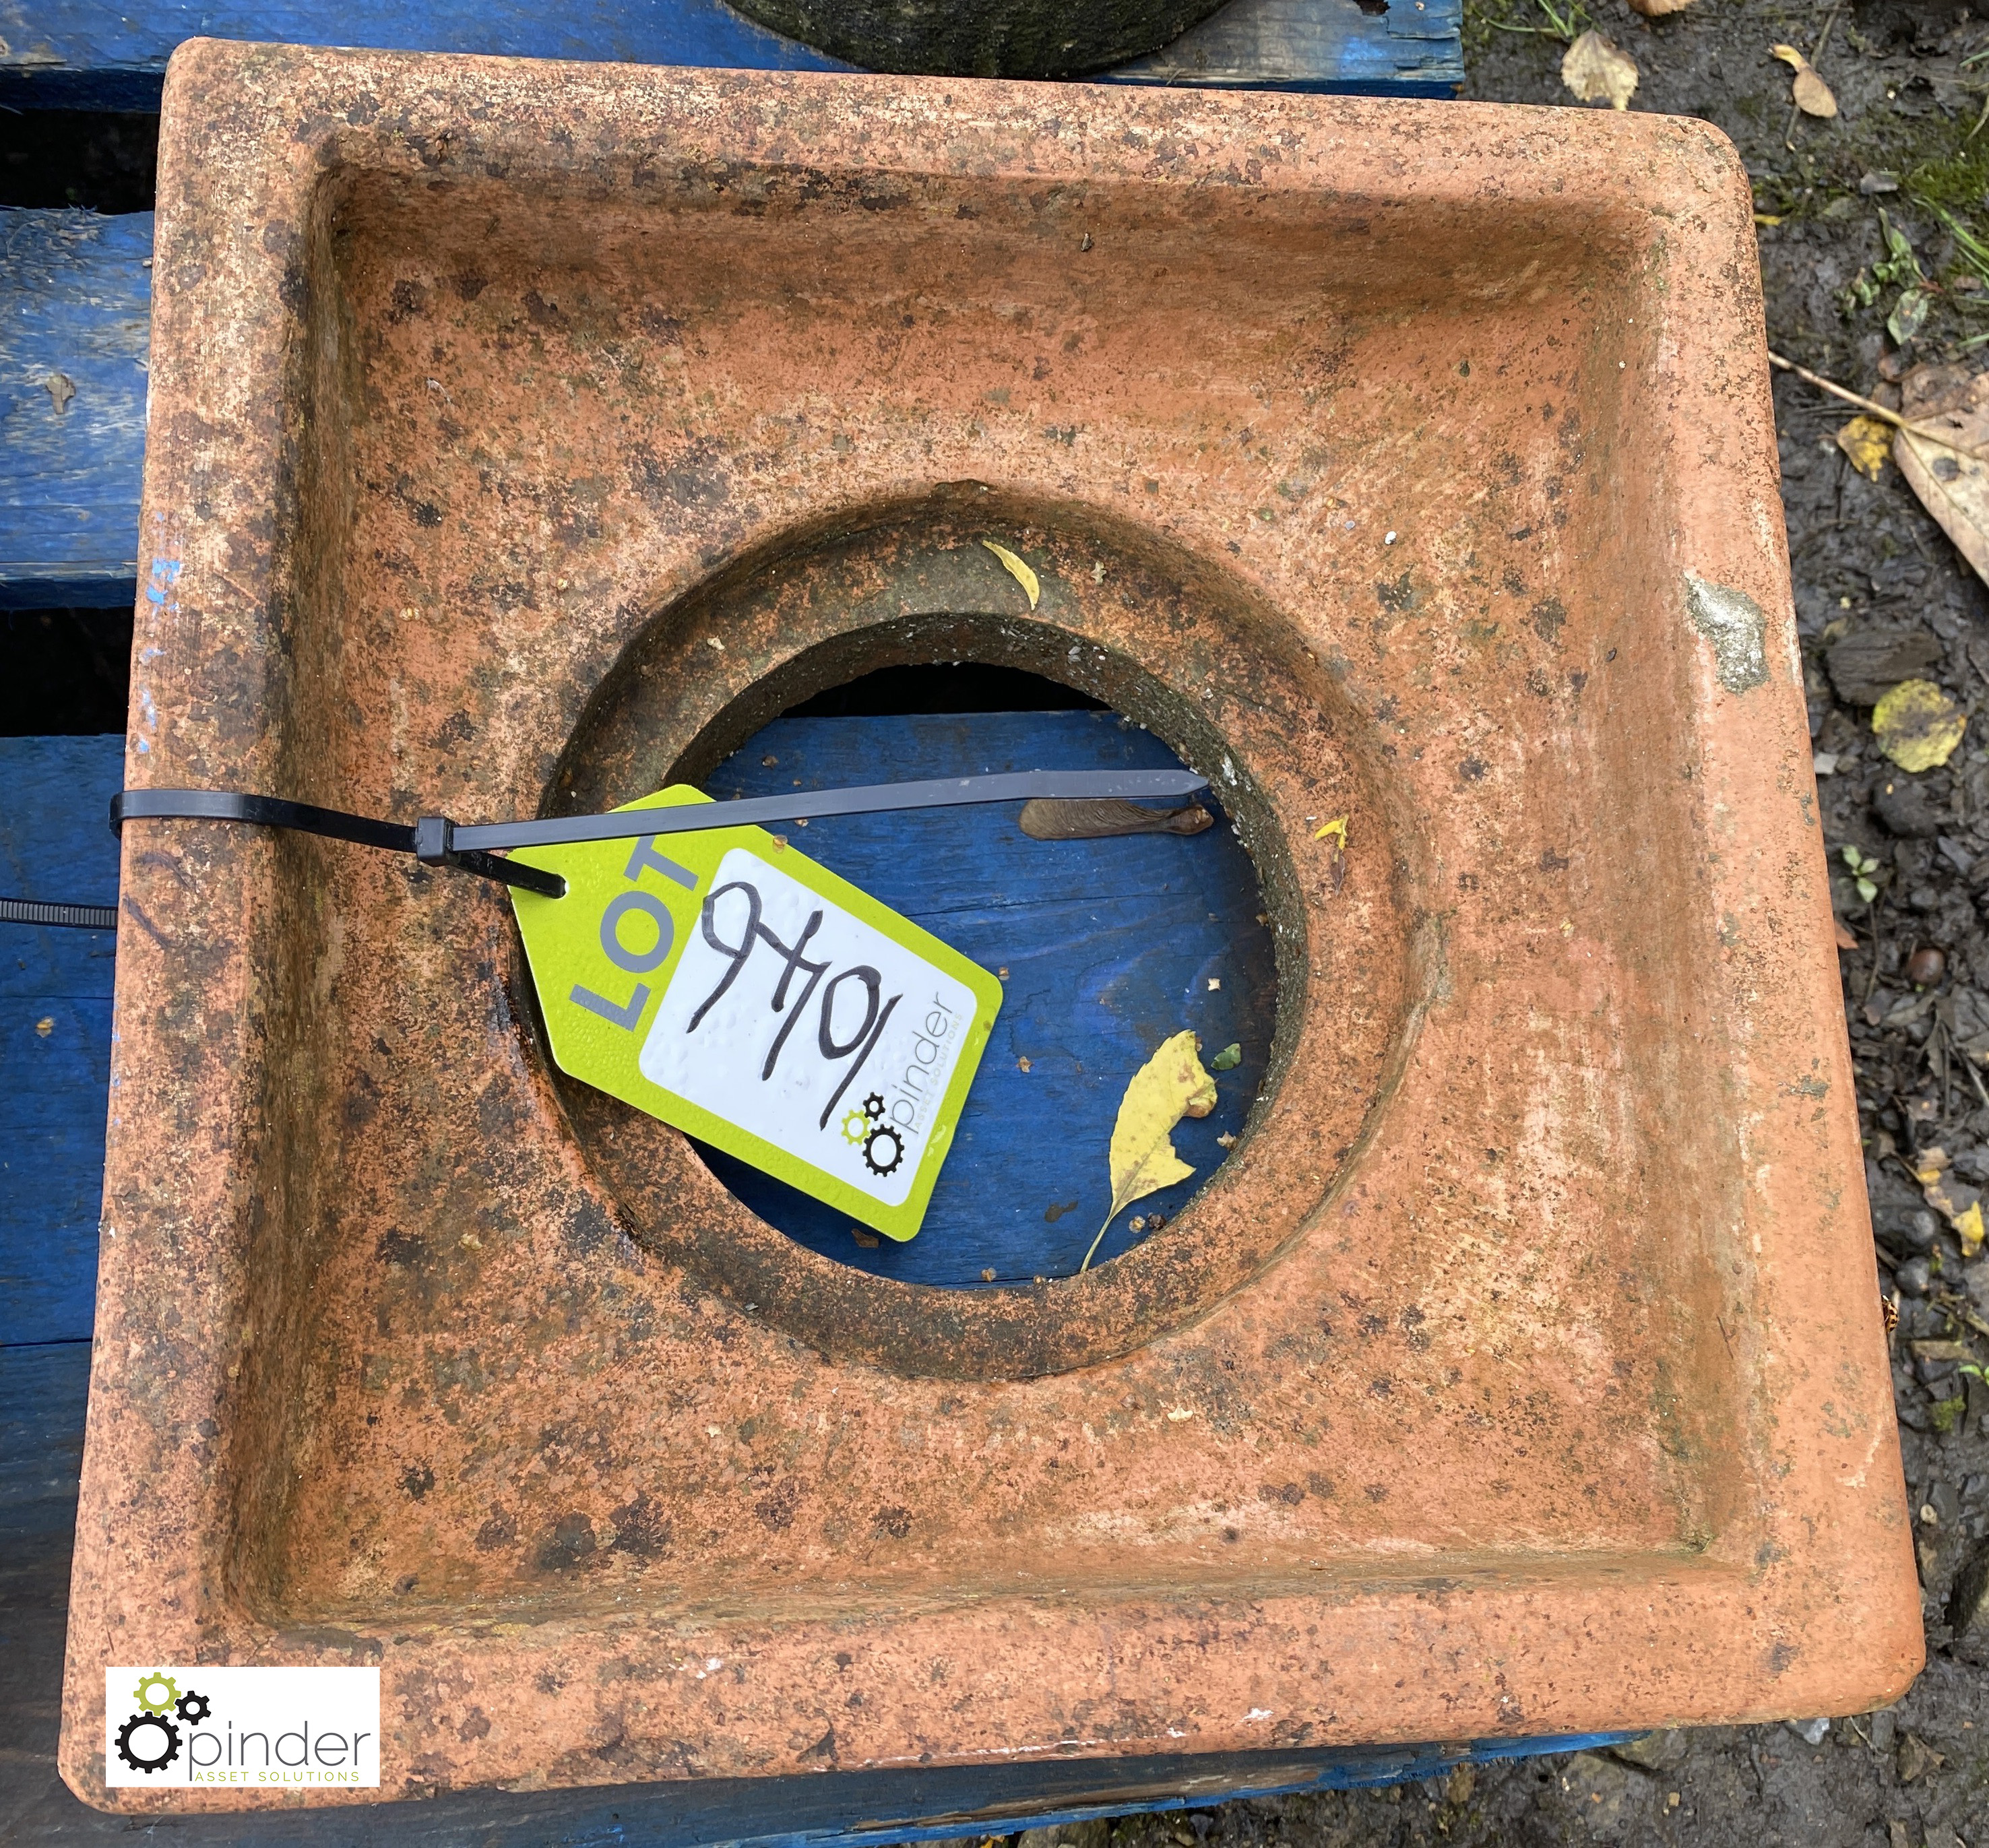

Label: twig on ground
[1768,351,1989,461]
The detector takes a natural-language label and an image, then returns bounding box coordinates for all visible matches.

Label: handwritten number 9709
[689,880,902,1130]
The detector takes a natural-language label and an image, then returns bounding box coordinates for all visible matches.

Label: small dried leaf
[1893,365,1989,588]
[1958,1200,1986,1259]
[1771,44,1837,117]
[1081,1031,1216,1271]
[1890,286,1930,346]
[1561,31,1639,110]
[981,539,1040,608]
[1627,0,1695,14]
[42,371,75,414]
[1872,678,1967,773]
[1835,415,1893,481]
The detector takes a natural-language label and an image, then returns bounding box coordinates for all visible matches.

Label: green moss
[1930,1394,1966,1435]
[1905,140,1989,214]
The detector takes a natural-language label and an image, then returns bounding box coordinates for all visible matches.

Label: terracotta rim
[529,492,1418,1378]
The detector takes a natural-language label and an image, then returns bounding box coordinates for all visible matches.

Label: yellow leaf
[1080,1030,1217,1272]
[1314,815,1349,846]
[982,539,1040,609]
[1957,1201,1986,1260]
[1771,45,1837,119]
[1872,678,1967,773]
[1560,31,1638,111]
[1835,416,1892,482]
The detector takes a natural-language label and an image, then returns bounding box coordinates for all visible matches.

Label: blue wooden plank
[0,0,1459,110]
[1102,0,1461,94]
[701,709,1275,1284]
[0,209,151,610]
[0,734,122,1347]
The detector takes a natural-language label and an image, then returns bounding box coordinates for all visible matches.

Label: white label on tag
[640,847,978,1207]
[106,1667,379,1787]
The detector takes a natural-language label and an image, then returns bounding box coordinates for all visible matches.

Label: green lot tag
[508,787,1003,1241]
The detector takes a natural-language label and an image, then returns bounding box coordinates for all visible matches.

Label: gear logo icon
[175,1690,212,1725]
[840,1107,871,1146]
[131,1672,179,1715]
[860,1092,885,1121]
[115,1711,182,1773]
[861,1124,905,1177]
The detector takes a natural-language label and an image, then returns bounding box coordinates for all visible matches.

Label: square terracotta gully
[63,38,1920,1811]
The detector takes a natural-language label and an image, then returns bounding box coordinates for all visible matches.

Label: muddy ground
[1006,2,1989,1841]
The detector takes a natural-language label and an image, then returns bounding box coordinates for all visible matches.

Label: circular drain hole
[538,494,1414,1379]
[687,664,1276,1286]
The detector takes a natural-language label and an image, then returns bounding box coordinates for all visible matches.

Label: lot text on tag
[508,788,1002,1241]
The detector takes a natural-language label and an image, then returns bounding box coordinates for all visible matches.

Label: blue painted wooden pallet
[0,210,152,610]
[0,0,1462,111]
[0,734,120,1346]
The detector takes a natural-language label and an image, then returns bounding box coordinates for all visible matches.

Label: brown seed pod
[1907,945,1947,987]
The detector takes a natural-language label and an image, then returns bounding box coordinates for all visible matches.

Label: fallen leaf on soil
[1897,1733,1945,1783]
[1210,1042,1242,1071]
[1081,1030,1217,1272]
[1561,31,1638,110]
[1627,0,1695,14]
[1771,44,1837,117]
[1873,678,1967,772]
[1889,286,1930,346]
[1893,364,1989,587]
[1313,815,1349,845]
[1835,415,1893,480]
[1957,1201,1986,1260]
[981,539,1040,608]
[1834,919,1858,950]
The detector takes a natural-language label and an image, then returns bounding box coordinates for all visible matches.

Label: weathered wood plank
[0,734,121,1348]
[0,0,1459,109]
[1107,0,1461,93]
[0,210,151,609]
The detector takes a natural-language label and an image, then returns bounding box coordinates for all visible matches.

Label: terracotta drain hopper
[62,41,1920,1812]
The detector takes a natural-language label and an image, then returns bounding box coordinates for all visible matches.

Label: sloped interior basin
[64,40,1921,1810]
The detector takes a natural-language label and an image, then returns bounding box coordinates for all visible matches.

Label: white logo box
[106,1667,379,1789]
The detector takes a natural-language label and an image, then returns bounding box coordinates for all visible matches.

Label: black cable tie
[0,896,119,931]
[84,767,1213,910]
